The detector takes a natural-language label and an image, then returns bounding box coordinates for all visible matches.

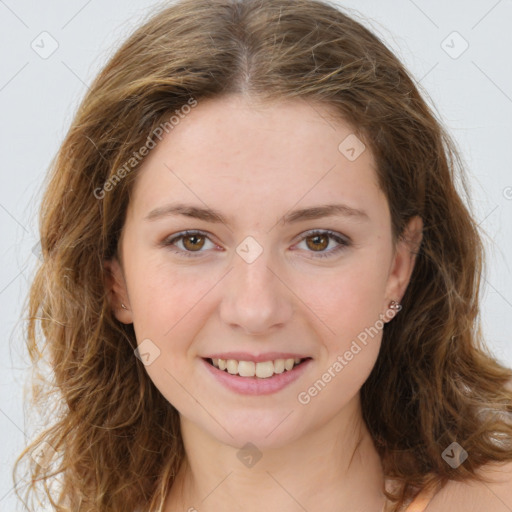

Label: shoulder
[427,460,512,511]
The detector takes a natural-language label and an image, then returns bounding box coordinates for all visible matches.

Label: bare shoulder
[427,460,512,511]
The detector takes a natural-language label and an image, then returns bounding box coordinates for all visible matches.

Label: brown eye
[305,233,329,252]
[162,230,216,258]
[182,233,206,251]
[294,230,350,259]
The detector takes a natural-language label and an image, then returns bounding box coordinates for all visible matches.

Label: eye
[292,229,350,259]
[162,230,217,258]
[161,229,351,259]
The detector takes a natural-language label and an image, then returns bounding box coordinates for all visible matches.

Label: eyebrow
[144,202,370,225]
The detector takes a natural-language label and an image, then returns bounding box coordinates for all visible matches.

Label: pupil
[309,234,327,250]
[185,234,203,250]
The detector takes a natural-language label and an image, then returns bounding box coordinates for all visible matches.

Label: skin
[429,461,512,511]
[104,94,424,511]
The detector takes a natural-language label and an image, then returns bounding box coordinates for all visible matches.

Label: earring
[389,300,401,311]
[121,303,128,310]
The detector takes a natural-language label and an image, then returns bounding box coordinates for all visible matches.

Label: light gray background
[1,0,511,509]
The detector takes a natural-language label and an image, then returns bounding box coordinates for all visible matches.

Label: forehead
[128,95,385,226]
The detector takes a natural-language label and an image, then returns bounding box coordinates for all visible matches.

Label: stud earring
[121,303,128,310]
[389,300,401,311]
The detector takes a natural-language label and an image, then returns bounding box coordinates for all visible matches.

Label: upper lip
[203,352,310,363]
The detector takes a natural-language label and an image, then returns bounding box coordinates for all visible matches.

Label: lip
[201,356,312,395]
[204,352,309,363]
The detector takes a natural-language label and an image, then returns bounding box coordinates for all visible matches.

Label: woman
[13,0,512,511]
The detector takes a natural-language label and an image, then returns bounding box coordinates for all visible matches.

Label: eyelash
[161,229,351,259]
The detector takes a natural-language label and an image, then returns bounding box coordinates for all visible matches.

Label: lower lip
[201,358,312,395]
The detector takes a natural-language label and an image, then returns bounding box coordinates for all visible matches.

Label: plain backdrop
[1,0,511,509]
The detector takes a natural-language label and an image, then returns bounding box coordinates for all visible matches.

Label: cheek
[128,268,209,412]
[295,257,389,343]
[127,255,206,336]
[295,270,386,411]
[127,263,224,396]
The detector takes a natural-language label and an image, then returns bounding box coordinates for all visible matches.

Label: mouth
[204,357,312,379]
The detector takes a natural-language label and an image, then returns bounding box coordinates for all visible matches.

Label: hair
[12,0,512,510]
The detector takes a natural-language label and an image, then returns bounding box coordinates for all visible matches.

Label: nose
[219,247,294,336]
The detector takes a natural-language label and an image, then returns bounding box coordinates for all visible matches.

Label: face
[105,94,422,449]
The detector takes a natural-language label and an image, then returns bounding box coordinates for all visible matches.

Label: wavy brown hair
[12,0,512,510]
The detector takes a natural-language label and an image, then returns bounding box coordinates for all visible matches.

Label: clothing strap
[403,483,440,512]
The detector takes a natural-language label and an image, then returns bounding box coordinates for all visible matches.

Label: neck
[164,394,387,512]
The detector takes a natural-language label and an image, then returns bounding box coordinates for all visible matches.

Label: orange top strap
[403,484,440,512]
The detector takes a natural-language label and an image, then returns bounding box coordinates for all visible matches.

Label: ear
[383,215,423,318]
[103,257,133,324]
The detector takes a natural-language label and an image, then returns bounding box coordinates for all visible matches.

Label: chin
[206,409,307,450]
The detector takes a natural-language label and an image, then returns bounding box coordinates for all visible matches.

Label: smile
[202,356,313,395]
[208,357,309,378]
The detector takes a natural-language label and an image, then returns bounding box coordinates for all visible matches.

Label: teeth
[226,359,238,374]
[238,360,255,377]
[210,357,305,378]
[256,361,274,378]
[273,359,285,374]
